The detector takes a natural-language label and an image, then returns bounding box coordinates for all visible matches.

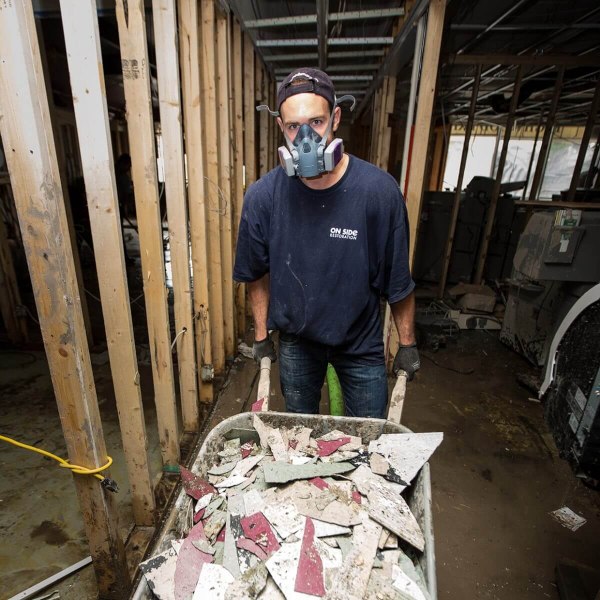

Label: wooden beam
[406,0,446,268]
[514,200,600,209]
[200,0,226,374]
[473,66,524,285]
[178,0,214,403]
[0,2,129,596]
[529,67,565,201]
[258,62,269,177]
[115,0,180,465]
[60,0,155,526]
[153,0,199,430]
[216,7,235,361]
[232,20,246,336]
[438,65,481,297]
[448,53,600,67]
[567,79,600,202]
[243,33,257,188]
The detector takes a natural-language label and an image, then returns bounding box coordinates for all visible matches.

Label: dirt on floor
[0,329,599,599]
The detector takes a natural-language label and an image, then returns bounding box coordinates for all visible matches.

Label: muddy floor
[1,329,599,599]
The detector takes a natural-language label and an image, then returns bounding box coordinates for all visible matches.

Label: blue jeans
[278,333,388,418]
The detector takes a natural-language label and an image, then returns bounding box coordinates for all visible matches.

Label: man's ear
[276,116,284,132]
[332,106,341,133]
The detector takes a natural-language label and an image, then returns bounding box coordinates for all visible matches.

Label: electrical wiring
[0,434,117,491]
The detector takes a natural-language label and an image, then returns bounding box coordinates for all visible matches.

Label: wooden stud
[522,111,544,200]
[258,63,269,178]
[0,2,130,595]
[406,0,447,268]
[567,79,600,202]
[178,0,214,404]
[438,65,481,297]
[115,0,180,465]
[243,33,257,188]
[473,66,524,285]
[200,0,226,374]
[153,0,199,430]
[529,67,565,201]
[216,7,235,361]
[60,0,155,525]
[0,205,28,343]
[232,20,246,336]
[449,53,600,67]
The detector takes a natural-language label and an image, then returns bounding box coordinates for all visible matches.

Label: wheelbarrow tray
[131,411,437,599]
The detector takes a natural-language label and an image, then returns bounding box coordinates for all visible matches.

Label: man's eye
[288,124,298,131]
[312,120,323,126]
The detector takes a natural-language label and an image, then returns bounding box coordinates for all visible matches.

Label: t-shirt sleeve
[384,191,415,304]
[233,184,270,282]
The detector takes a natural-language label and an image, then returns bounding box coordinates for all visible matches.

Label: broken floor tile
[216,473,249,489]
[192,563,235,600]
[209,461,238,476]
[325,518,382,600]
[349,464,405,497]
[204,509,227,542]
[368,433,443,487]
[268,429,289,463]
[223,493,244,579]
[263,461,355,484]
[317,437,351,457]
[224,561,268,600]
[241,512,281,555]
[219,438,241,459]
[550,506,587,531]
[243,489,265,516]
[195,492,214,513]
[367,485,424,552]
[237,537,269,561]
[309,477,329,490]
[139,545,178,600]
[192,538,216,555]
[259,576,287,599]
[194,508,205,524]
[232,454,264,477]
[241,441,255,459]
[391,564,429,600]
[204,495,225,519]
[318,431,362,451]
[295,518,325,596]
[265,540,314,600]
[174,521,214,600]
[262,501,305,540]
[253,415,274,450]
[180,466,217,500]
[364,568,404,600]
[312,518,350,538]
[291,456,315,466]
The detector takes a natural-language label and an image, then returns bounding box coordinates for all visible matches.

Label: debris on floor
[139,416,442,599]
[550,507,587,531]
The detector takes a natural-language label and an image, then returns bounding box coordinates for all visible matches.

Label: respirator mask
[257,94,356,178]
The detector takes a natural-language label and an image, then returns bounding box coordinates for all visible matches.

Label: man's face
[277,92,341,144]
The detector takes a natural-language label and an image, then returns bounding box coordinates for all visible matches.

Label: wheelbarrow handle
[255,357,272,412]
[387,370,408,425]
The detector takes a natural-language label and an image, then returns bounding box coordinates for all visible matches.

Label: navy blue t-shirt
[233,155,415,363]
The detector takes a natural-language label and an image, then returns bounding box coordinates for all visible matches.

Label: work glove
[252,335,277,364]
[393,343,420,381]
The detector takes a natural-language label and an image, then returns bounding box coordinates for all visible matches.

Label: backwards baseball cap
[277,68,336,111]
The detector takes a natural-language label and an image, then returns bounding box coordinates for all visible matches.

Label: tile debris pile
[140,416,443,600]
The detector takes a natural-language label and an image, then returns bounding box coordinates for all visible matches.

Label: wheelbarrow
[131,361,436,599]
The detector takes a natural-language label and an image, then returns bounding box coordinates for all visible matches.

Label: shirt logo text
[330,227,358,241]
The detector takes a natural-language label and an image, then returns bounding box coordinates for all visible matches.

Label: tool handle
[255,356,272,412]
[387,371,407,424]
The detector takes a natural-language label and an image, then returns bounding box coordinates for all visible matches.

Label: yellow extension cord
[0,434,113,485]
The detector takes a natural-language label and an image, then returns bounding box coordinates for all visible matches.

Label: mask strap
[256,104,279,117]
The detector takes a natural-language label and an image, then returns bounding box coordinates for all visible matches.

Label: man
[233,68,419,418]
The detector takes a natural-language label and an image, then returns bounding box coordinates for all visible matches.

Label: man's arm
[247,274,277,362]
[390,291,416,346]
[390,291,420,379]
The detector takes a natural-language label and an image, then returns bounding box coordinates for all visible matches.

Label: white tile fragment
[312,519,351,538]
[243,489,265,516]
[232,453,265,477]
[192,563,235,600]
[216,473,249,489]
[139,546,178,600]
[391,564,429,600]
[195,492,214,513]
[268,428,290,463]
[265,538,315,600]
[550,506,587,531]
[263,501,305,540]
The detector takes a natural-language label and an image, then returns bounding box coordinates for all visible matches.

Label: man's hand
[393,343,420,381]
[252,335,277,364]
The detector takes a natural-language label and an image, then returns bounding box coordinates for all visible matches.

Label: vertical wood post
[200,0,225,374]
[438,64,481,297]
[60,0,155,525]
[567,79,600,202]
[529,66,564,201]
[232,20,246,336]
[406,0,446,268]
[216,7,235,361]
[178,0,214,403]
[473,65,523,285]
[0,2,129,595]
[153,0,199,430]
[115,0,180,465]
[243,33,257,188]
[258,63,269,177]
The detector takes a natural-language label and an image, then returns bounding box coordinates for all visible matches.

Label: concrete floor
[1,330,599,599]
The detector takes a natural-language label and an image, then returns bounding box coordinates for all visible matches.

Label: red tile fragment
[309,477,329,490]
[352,491,362,505]
[295,518,325,596]
[316,437,351,457]
[179,466,217,500]
[236,537,268,561]
[216,524,226,543]
[251,398,265,412]
[240,442,254,459]
[174,521,213,600]
[240,512,280,555]
[288,439,298,450]
[193,508,206,524]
